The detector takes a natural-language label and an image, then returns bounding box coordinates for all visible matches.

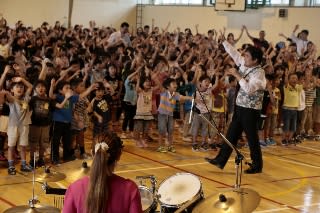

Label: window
[270,0,289,4]
[153,0,203,4]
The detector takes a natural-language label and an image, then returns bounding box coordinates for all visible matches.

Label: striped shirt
[304,87,316,107]
[158,91,180,116]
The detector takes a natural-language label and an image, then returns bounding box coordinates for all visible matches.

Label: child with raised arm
[5,77,33,175]
[49,80,97,164]
[121,69,138,139]
[191,72,219,152]
[70,78,91,159]
[133,68,159,148]
[90,81,114,154]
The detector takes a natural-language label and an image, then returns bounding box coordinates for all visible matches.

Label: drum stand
[197,113,245,189]
[136,175,157,194]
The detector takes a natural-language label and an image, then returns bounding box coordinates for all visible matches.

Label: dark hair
[199,74,210,82]
[10,81,24,89]
[85,132,123,213]
[228,75,236,83]
[245,46,263,65]
[139,76,151,90]
[120,22,129,28]
[162,78,176,89]
[33,80,48,90]
[265,74,275,81]
[95,81,105,91]
[301,29,309,36]
[55,80,70,92]
[70,78,84,89]
[187,71,195,82]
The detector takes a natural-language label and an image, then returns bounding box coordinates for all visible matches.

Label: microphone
[188,92,196,124]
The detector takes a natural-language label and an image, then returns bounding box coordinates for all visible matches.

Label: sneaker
[167,146,176,153]
[8,166,16,175]
[200,143,209,151]
[259,140,267,146]
[20,164,33,172]
[192,144,200,152]
[29,159,36,168]
[208,143,217,151]
[120,132,127,139]
[37,158,45,167]
[157,146,167,153]
[52,160,60,165]
[308,129,314,136]
[182,137,192,142]
[281,139,288,146]
[0,154,7,161]
[267,138,276,145]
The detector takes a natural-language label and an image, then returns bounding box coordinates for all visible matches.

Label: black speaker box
[279,9,288,18]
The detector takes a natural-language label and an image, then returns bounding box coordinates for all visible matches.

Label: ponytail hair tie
[95,142,109,153]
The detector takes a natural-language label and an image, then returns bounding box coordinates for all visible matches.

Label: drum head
[139,186,154,212]
[158,173,201,207]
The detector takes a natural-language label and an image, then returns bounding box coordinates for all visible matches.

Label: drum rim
[157,172,203,208]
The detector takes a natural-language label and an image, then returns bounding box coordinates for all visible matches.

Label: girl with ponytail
[63,132,143,213]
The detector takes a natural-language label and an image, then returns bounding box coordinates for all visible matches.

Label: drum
[139,186,157,213]
[157,173,203,212]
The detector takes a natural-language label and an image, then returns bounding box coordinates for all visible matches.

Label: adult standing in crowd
[205,39,266,174]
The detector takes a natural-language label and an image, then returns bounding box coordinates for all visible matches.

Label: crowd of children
[0,17,319,175]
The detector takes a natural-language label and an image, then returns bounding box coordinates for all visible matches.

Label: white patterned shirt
[223,41,266,110]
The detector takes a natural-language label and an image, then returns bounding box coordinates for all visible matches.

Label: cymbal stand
[197,113,244,189]
[29,153,39,208]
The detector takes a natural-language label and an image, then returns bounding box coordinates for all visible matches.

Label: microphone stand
[190,83,247,189]
[196,111,244,189]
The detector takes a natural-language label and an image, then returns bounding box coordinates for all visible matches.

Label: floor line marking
[254,202,320,212]
[0,196,16,208]
[296,145,320,152]
[277,158,320,169]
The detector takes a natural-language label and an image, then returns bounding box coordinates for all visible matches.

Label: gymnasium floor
[1,130,320,212]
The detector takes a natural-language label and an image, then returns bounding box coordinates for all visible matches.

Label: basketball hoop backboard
[215,0,246,11]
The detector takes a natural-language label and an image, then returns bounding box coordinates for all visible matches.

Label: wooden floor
[1,130,320,213]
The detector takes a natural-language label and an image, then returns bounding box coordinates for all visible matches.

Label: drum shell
[139,186,157,213]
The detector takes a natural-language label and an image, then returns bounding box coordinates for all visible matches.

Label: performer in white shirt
[205,39,266,174]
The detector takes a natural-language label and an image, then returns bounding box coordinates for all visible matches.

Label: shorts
[7,125,29,147]
[93,122,109,138]
[282,108,297,132]
[29,125,50,148]
[134,119,151,134]
[158,114,174,135]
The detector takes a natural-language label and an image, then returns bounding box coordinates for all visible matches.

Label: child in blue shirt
[49,80,97,164]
